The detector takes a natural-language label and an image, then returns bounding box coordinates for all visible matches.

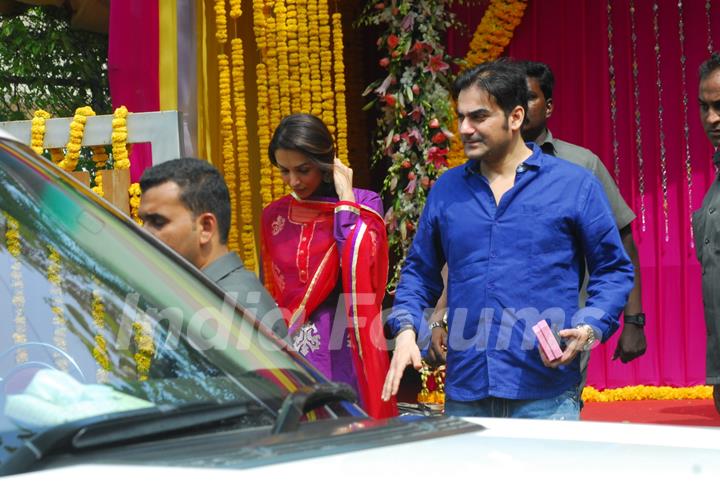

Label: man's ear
[196,212,218,246]
[546,97,554,119]
[509,105,526,131]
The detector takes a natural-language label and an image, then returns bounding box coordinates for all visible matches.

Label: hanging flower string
[132,314,155,382]
[30,109,51,155]
[128,183,143,225]
[91,146,109,198]
[91,280,110,382]
[447,0,528,168]
[47,246,69,371]
[111,106,130,170]
[6,215,27,363]
[232,37,257,271]
[59,106,95,172]
[332,13,349,166]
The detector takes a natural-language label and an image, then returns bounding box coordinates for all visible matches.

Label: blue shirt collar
[463,143,544,176]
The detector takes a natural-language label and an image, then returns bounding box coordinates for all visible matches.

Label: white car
[1,131,719,479]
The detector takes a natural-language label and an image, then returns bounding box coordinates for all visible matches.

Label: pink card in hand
[533,319,563,361]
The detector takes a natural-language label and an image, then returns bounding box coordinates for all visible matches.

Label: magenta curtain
[107,0,159,182]
[449,0,719,388]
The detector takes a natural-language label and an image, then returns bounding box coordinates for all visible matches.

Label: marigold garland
[231,37,257,271]
[91,146,109,197]
[332,13,349,166]
[229,0,241,19]
[30,109,51,155]
[47,246,69,372]
[112,106,130,170]
[217,53,240,251]
[275,1,292,118]
[447,0,528,168]
[6,215,27,363]
[60,106,95,172]
[132,315,155,382]
[318,0,335,135]
[307,0,322,118]
[214,0,228,44]
[582,385,714,403]
[287,0,301,114]
[91,282,110,382]
[297,0,312,113]
[128,182,143,225]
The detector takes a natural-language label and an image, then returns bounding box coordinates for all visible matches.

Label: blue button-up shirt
[388,144,634,401]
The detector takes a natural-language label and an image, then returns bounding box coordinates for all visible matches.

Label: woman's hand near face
[333,157,355,202]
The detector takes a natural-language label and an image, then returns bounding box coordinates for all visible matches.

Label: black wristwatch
[624,313,646,327]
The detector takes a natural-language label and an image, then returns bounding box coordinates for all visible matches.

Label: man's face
[699,69,720,148]
[139,181,202,267]
[457,85,515,163]
[522,77,552,142]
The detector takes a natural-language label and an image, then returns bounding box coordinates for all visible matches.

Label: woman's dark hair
[269,113,335,172]
[268,113,337,196]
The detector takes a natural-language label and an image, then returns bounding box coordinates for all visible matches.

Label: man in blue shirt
[381,60,634,419]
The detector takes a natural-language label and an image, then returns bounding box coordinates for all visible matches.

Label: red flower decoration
[387,34,399,50]
[431,131,447,144]
[425,54,450,74]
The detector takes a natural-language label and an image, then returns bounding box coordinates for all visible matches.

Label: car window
[0,141,348,460]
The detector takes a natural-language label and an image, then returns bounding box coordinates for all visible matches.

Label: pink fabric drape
[107,0,159,182]
[449,0,719,388]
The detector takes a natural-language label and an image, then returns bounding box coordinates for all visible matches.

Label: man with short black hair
[139,157,286,339]
[382,60,633,420]
[693,52,720,413]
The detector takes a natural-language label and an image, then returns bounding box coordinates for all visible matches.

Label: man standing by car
[382,60,633,419]
[139,157,287,339]
[692,52,720,414]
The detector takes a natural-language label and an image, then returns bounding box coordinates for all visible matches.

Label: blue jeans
[444,388,580,420]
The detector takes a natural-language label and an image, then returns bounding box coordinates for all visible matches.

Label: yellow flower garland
[60,106,95,172]
[132,315,155,382]
[30,109,51,155]
[231,37,257,271]
[91,146,109,197]
[264,7,285,199]
[332,12,349,166]
[287,0,301,114]
[214,0,227,44]
[275,1,292,118]
[91,282,110,382]
[128,182,143,225]
[217,53,239,251]
[318,1,334,135]
[112,106,130,170]
[582,385,714,403]
[297,0,312,114]
[229,0,241,19]
[6,215,27,363]
[307,0,322,118]
[447,0,528,168]
[47,246,69,372]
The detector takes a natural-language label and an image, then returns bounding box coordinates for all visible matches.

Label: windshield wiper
[272,382,358,434]
[1,401,267,476]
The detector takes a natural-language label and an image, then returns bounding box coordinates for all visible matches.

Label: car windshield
[0,140,341,461]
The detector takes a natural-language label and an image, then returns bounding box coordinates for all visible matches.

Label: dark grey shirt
[541,130,636,229]
[203,252,288,339]
[692,174,720,384]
